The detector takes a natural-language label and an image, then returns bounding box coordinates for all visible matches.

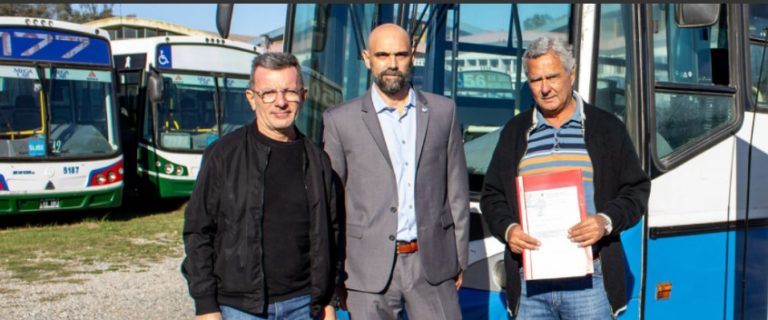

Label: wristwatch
[598,213,613,235]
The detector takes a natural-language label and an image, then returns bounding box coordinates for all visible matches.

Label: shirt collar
[533,90,585,129]
[371,86,416,113]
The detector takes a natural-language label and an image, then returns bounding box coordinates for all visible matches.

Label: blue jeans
[515,260,612,320]
[220,294,314,320]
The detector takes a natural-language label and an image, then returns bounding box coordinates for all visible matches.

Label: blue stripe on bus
[0,174,8,191]
[739,224,768,318]
[619,218,643,319]
[0,28,110,65]
[644,230,731,319]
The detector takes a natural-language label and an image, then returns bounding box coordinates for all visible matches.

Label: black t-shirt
[257,130,311,303]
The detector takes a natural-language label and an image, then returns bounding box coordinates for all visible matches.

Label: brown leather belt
[396,240,418,254]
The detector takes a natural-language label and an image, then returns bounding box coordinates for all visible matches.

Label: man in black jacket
[182,52,340,320]
[481,37,650,319]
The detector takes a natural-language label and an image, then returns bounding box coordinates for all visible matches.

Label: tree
[0,4,113,23]
[523,14,554,30]
[0,4,49,18]
[69,4,114,23]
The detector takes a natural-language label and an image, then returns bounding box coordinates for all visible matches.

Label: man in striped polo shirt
[481,37,650,319]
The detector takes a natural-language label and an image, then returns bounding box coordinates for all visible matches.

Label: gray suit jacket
[322,88,469,293]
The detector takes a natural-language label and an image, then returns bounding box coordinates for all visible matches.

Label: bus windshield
[0,65,45,158]
[156,72,218,151]
[0,65,118,159]
[219,77,253,135]
[47,67,119,158]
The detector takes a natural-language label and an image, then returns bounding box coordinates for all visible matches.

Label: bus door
[642,4,745,318]
[592,5,645,318]
[743,4,768,318]
[426,4,575,318]
[114,53,147,196]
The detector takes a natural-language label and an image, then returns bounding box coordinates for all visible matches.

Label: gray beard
[376,76,405,95]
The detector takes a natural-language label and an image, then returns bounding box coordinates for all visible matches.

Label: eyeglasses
[248,88,305,103]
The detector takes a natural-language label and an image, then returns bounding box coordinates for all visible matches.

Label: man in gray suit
[322,23,469,319]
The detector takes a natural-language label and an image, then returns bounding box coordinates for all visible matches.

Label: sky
[111,4,287,37]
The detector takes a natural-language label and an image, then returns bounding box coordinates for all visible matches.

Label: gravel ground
[0,254,195,320]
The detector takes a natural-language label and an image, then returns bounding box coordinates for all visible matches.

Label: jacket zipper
[259,146,270,301]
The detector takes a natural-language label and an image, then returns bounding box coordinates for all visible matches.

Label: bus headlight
[96,174,107,185]
[107,171,117,182]
[164,163,174,174]
[175,166,184,175]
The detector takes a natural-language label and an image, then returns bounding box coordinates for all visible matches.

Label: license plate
[39,198,60,209]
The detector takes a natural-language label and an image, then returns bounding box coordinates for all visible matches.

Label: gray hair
[522,36,576,76]
[248,52,304,88]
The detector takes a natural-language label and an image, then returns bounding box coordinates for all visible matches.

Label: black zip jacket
[480,103,650,316]
[181,122,340,317]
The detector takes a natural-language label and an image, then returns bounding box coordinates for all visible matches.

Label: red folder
[516,169,593,280]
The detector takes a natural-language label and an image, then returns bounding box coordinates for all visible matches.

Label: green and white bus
[112,36,258,198]
[0,17,123,214]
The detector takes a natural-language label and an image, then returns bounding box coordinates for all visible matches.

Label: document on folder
[516,169,593,280]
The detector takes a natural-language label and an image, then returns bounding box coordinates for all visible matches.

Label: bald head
[367,23,411,50]
[363,23,414,97]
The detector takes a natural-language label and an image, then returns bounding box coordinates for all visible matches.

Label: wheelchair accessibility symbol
[158,49,170,66]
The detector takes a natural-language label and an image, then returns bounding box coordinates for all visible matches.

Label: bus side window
[651,4,736,162]
[595,4,632,124]
[749,4,768,108]
[142,95,154,143]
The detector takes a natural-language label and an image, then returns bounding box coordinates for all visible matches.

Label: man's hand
[568,215,607,247]
[506,225,540,254]
[195,312,222,320]
[323,305,338,320]
[454,270,464,290]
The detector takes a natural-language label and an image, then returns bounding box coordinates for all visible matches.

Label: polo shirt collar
[532,90,586,130]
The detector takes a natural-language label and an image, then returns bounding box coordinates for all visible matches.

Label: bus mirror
[147,69,164,104]
[675,4,720,28]
[216,4,234,39]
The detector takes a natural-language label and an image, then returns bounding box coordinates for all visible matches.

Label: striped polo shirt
[518,93,596,216]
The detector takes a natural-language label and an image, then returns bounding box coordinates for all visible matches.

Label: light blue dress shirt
[371,86,418,242]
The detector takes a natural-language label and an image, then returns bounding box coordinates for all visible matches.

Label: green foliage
[0,3,113,23]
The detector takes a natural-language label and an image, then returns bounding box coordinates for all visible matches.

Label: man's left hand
[454,270,464,290]
[568,215,607,247]
[322,305,337,320]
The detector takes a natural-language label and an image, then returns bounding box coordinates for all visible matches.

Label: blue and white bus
[112,36,258,198]
[222,3,768,318]
[0,17,122,215]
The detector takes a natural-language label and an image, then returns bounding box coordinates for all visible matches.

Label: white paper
[520,185,593,280]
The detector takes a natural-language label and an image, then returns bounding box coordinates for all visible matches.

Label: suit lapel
[361,90,393,168]
[414,90,429,167]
